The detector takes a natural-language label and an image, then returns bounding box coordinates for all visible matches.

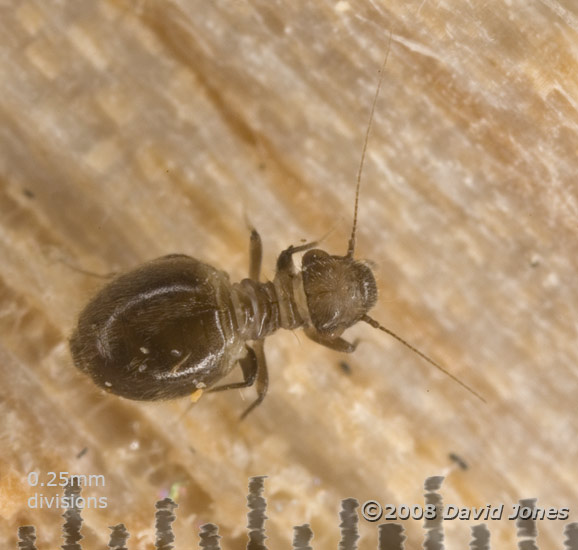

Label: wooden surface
[1,1,577,548]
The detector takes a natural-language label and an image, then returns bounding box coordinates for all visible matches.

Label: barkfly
[70,33,484,419]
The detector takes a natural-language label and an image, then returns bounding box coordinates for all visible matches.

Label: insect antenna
[346,32,484,404]
[347,29,393,258]
[362,315,486,403]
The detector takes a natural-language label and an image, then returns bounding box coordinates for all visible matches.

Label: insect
[70,37,484,419]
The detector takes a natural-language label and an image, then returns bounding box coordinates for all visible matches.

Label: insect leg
[248,228,263,281]
[276,241,319,272]
[207,345,258,393]
[304,327,359,353]
[240,339,268,420]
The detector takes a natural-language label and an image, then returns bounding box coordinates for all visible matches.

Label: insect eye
[352,263,378,311]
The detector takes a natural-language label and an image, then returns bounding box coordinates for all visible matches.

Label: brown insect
[70,39,484,419]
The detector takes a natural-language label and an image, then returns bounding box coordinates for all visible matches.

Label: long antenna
[362,315,486,403]
[347,29,394,258]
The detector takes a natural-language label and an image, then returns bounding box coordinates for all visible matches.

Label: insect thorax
[229,273,308,340]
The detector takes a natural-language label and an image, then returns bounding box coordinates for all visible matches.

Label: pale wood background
[1,1,577,549]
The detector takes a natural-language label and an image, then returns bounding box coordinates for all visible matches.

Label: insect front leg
[276,241,319,272]
[304,327,359,353]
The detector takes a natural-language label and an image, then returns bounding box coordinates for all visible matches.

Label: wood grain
[1,1,577,548]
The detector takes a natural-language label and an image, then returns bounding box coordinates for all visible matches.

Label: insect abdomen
[70,255,245,400]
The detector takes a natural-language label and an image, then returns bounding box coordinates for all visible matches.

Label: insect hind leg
[240,340,268,420]
[208,345,258,393]
[207,342,269,420]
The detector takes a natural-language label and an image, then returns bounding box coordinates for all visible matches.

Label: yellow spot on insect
[190,388,204,402]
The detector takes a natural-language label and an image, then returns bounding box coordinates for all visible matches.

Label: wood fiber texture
[1,1,577,549]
